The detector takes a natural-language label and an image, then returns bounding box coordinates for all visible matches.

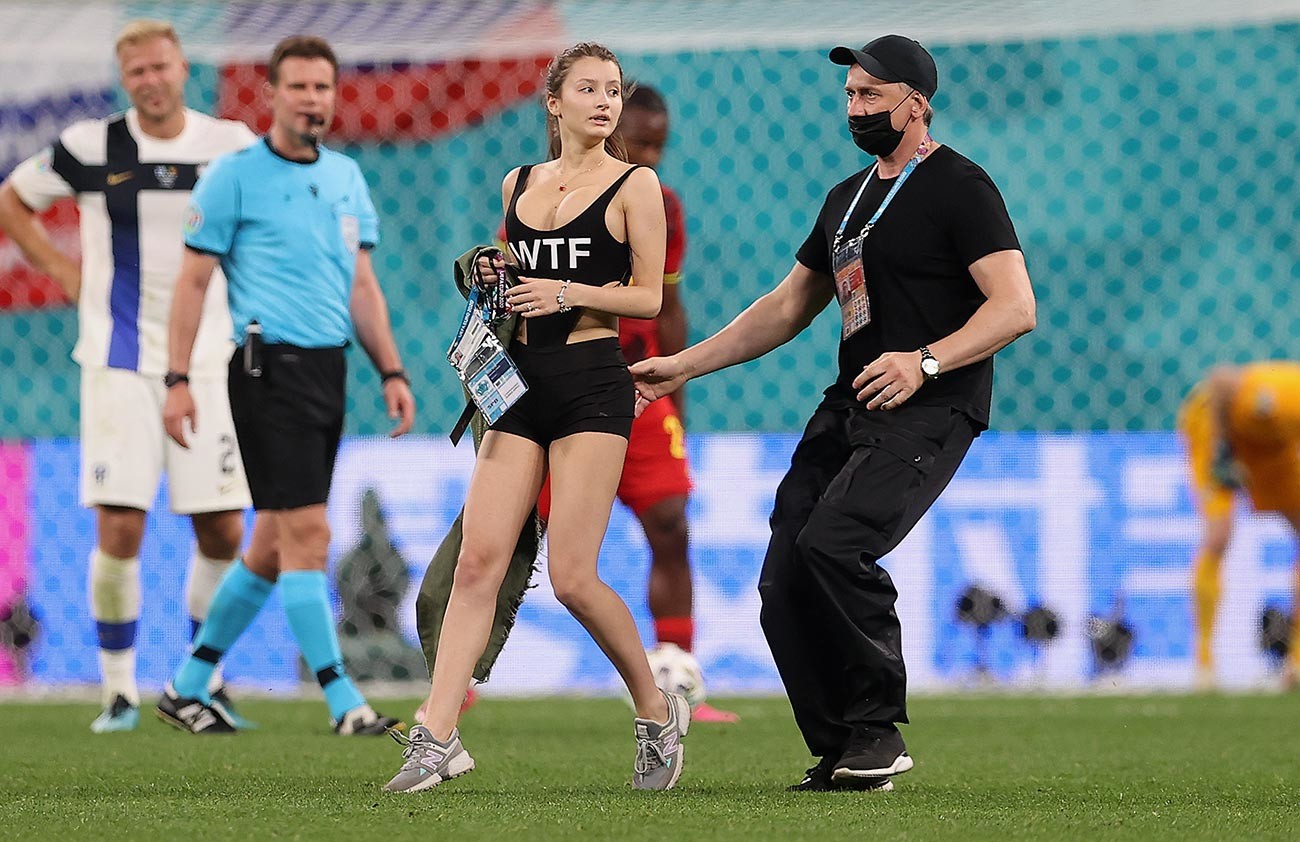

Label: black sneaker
[156,683,238,734]
[838,774,894,792]
[832,723,913,781]
[788,756,836,791]
[789,755,895,792]
[333,703,404,736]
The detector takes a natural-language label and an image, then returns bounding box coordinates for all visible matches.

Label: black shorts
[227,344,346,511]
[490,337,634,446]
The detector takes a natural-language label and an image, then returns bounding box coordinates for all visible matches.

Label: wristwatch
[919,346,941,380]
[163,371,190,389]
[380,369,410,385]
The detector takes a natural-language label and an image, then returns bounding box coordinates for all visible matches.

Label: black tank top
[503,163,643,346]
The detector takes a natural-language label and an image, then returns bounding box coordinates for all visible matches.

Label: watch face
[922,358,940,376]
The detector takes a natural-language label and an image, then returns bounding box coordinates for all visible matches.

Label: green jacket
[415,245,541,682]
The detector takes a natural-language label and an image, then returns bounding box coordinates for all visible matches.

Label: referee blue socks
[173,561,273,701]
[279,570,365,721]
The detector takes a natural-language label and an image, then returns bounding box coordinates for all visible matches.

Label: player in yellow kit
[1178,362,1300,689]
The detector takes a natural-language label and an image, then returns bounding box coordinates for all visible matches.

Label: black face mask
[847,90,914,157]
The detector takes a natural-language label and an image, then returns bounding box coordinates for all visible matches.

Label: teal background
[3,23,1298,437]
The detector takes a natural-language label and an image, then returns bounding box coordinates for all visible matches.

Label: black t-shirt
[796,145,1020,429]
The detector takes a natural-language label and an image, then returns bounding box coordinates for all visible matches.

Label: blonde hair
[115,19,181,55]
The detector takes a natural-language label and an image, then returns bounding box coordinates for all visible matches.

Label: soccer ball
[646,643,706,708]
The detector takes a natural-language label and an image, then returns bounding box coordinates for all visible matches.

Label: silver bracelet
[556,280,573,313]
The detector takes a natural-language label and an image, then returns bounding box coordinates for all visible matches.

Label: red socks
[654,616,694,651]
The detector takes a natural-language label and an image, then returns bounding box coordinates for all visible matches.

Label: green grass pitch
[4,693,1298,840]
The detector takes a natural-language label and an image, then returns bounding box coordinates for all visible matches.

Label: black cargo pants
[758,400,977,757]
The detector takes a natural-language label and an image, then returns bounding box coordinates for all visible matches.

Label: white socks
[185,550,235,692]
[89,548,141,706]
[89,548,238,706]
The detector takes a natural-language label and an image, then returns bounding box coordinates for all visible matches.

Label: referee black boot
[832,723,913,782]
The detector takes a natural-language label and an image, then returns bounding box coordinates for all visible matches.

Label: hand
[853,350,924,410]
[630,354,690,406]
[474,251,507,287]
[505,277,569,318]
[383,378,416,438]
[163,383,197,448]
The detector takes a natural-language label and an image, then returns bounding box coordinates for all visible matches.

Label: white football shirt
[8,108,256,377]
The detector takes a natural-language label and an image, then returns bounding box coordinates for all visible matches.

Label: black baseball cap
[830,35,938,99]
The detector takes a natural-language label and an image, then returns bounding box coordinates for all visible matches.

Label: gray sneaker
[383,725,475,793]
[632,690,691,790]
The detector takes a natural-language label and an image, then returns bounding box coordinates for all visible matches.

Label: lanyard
[831,137,932,254]
[453,286,485,347]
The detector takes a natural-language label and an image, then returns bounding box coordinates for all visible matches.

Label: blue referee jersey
[184,138,379,348]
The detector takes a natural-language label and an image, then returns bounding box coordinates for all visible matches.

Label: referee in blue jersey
[156,36,414,736]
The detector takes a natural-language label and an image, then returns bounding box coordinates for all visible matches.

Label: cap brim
[828,46,899,84]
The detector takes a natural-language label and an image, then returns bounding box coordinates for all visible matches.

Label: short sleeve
[7,144,75,211]
[353,164,379,249]
[795,194,833,275]
[184,155,240,256]
[946,171,1021,267]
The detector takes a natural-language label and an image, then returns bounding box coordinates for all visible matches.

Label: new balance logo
[107,171,134,186]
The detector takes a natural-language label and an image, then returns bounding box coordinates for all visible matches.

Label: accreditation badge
[832,234,870,339]
[447,289,527,426]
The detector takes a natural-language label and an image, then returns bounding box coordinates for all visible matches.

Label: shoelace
[390,730,444,772]
[634,735,668,775]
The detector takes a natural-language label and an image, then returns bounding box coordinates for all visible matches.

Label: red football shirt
[619,184,685,364]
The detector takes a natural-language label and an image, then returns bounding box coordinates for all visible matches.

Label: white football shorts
[80,366,252,514]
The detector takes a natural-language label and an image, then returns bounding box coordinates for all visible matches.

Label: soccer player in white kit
[0,20,256,732]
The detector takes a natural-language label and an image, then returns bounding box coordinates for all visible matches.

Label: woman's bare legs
[546,431,668,722]
[421,431,546,740]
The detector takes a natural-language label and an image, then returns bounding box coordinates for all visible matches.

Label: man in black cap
[631,34,1035,790]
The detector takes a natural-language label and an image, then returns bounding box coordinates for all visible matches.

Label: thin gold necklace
[557,156,605,192]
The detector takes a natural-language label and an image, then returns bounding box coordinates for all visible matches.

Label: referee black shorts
[227,344,346,511]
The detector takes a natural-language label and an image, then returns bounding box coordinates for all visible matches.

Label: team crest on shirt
[154,165,179,189]
[183,204,203,236]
